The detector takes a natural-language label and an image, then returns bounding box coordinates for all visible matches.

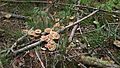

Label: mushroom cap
[54,18,60,22]
[53,23,60,28]
[35,29,41,35]
[49,31,60,39]
[45,41,56,51]
[22,29,29,34]
[44,28,52,33]
[28,30,39,38]
[40,35,50,42]
[69,16,75,20]
[28,30,35,36]
[113,40,120,47]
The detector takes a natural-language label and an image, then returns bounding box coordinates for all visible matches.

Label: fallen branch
[12,10,98,54]
[68,54,119,68]
[0,11,29,19]
[57,10,99,33]
[11,27,33,52]
[79,56,119,68]
[68,0,80,42]
[13,41,42,54]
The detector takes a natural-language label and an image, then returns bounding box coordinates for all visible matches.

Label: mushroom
[34,29,41,35]
[40,35,50,42]
[28,30,35,36]
[28,30,39,38]
[45,40,56,51]
[53,23,60,28]
[49,31,60,40]
[22,29,28,34]
[113,40,120,47]
[44,28,52,33]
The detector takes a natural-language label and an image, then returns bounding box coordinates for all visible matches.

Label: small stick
[68,25,78,42]
[0,11,29,19]
[13,41,42,54]
[0,3,7,7]
[68,0,80,42]
[35,50,45,68]
[57,10,99,33]
[11,27,33,52]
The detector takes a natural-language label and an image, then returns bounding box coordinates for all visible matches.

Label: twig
[0,11,29,19]
[13,41,42,54]
[57,10,99,33]
[68,0,80,42]
[11,27,33,52]
[78,63,87,68]
[68,25,78,42]
[10,34,27,52]
[98,44,120,66]
[0,3,7,7]
[35,50,45,68]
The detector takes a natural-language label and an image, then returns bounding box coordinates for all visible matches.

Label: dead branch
[0,11,29,19]
[68,0,80,42]
[57,10,99,33]
[69,25,78,42]
[67,53,119,68]
[13,41,42,54]
[79,56,120,68]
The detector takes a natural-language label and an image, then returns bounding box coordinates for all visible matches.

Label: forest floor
[0,0,120,68]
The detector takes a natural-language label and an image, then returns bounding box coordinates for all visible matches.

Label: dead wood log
[78,56,120,68]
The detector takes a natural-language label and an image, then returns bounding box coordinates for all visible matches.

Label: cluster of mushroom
[23,23,63,51]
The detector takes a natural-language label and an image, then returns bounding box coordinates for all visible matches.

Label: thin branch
[0,3,7,7]
[57,10,99,33]
[35,50,45,68]
[68,0,80,42]
[68,25,78,42]
[11,27,33,53]
[0,11,29,19]
[13,41,42,54]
